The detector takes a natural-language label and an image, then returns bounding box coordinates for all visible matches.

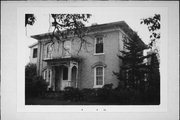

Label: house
[31,21,146,91]
[29,42,38,64]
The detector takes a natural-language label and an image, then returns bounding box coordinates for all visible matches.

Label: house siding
[70,30,123,89]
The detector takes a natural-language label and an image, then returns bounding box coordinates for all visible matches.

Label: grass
[25,97,128,105]
[26,97,101,105]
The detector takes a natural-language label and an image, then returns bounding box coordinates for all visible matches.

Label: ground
[25,97,127,105]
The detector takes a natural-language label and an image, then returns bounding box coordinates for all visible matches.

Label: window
[126,70,129,79]
[94,66,104,87]
[95,37,104,54]
[63,41,71,57]
[33,48,37,58]
[46,44,53,58]
[63,67,68,80]
[43,70,47,81]
[43,69,51,83]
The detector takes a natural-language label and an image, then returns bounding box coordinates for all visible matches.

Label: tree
[140,14,160,49]
[25,63,48,98]
[145,52,160,104]
[26,14,92,53]
[115,33,148,91]
[140,14,160,104]
[25,14,36,27]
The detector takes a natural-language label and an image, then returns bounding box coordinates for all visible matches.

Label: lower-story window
[43,69,51,83]
[94,66,104,88]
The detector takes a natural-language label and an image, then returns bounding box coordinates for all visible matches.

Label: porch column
[52,67,55,91]
[68,64,72,86]
[75,66,78,88]
[49,68,52,88]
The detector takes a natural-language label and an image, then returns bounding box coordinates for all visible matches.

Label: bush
[25,63,48,98]
[81,88,97,102]
[63,87,82,101]
[25,76,48,98]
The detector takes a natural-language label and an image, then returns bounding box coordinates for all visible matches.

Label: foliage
[141,14,161,104]
[115,33,148,90]
[25,63,37,81]
[25,14,36,27]
[145,53,160,104]
[140,14,160,48]
[27,14,92,53]
[38,82,159,104]
[51,14,92,53]
[25,63,48,98]
[63,87,82,101]
[80,88,97,102]
[113,30,160,104]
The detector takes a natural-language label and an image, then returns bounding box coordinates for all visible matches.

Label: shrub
[25,63,48,98]
[81,88,97,102]
[95,83,114,102]
[63,87,82,101]
[26,76,48,98]
[102,83,113,90]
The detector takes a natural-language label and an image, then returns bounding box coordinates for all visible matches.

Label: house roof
[29,42,38,48]
[31,21,147,49]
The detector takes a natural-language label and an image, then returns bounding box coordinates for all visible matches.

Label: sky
[25,7,163,64]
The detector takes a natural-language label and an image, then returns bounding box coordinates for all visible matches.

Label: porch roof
[43,57,81,63]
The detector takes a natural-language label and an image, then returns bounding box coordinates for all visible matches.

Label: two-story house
[31,21,146,91]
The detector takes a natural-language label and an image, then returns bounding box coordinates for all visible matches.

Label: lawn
[25,97,125,105]
[26,97,102,105]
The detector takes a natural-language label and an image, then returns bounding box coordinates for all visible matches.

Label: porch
[43,57,80,91]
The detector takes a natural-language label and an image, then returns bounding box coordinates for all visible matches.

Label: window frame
[43,69,51,83]
[94,36,104,55]
[32,48,37,58]
[63,40,71,58]
[46,44,53,59]
[62,66,68,80]
[93,66,104,88]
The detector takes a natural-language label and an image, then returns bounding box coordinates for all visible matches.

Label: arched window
[71,66,77,87]
[46,44,53,59]
[94,66,104,88]
[43,69,51,83]
[64,41,71,57]
[72,66,77,81]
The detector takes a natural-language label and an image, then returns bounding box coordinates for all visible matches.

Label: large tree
[140,14,160,104]
[25,63,48,98]
[140,14,160,49]
[25,14,92,53]
[115,33,148,91]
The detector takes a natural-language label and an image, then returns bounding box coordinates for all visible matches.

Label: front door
[71,66,77,88]
[60,66,69,90]
[55,67,61,91]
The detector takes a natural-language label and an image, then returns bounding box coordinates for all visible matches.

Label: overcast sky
[25,7,163,64]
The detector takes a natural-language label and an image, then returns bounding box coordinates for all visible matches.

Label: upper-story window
[95,37,104,54]
[33,48,37,58]
[63,41,71,57]
[46,44,53,59]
